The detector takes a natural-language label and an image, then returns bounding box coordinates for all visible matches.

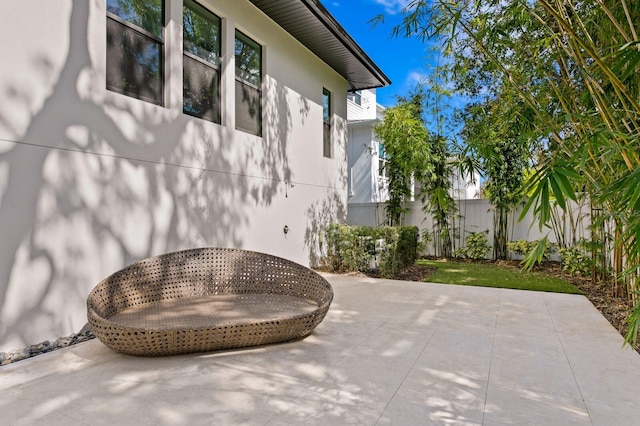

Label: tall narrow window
[183,0,221,123]
[235,31,262,136]
[323,88,332,158]
[378,143,388,178]
[106,0,164,105]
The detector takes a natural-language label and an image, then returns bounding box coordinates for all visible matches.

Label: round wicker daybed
[87,248,333,356]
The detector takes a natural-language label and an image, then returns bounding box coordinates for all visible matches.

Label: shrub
[507,239,556,262]
[323,224,419,277]
[455,231,490,260]
[559,239,593,276]
[397,226,420,267]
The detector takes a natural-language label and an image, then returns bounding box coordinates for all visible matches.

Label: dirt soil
[361,260,640,353]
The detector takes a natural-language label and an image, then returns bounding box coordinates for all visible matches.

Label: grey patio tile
[489,335,582,399]
[585,400,640,426]
[483,384,591,425]
[377,395,484,426]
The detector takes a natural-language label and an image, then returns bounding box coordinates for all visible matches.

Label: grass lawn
[417,259,583,294]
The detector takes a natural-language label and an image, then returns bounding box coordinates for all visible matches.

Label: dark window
[323,88,331,158]
[106,0,164,105]
[235,31,262,136]
[183,0,221,123]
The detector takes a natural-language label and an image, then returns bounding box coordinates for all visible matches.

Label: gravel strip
[0,330,95,366]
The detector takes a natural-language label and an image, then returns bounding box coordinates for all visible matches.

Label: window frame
[347,90,362,106]
[106,0,165,106]
[323,88,332,158]
[182,0,222,123]
[234,30,263,136]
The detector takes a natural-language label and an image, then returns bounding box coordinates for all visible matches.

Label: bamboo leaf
[539,181,550,225]
[548,174,566,210]
[555,173,577,202]
[625,293,640,348]
[522,237,549,272]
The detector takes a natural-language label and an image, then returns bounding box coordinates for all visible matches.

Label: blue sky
[323,0,439,107]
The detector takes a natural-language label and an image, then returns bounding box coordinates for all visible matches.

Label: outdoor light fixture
[285,181,295,198]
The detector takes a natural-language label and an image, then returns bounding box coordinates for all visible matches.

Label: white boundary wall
[348,199,592,258]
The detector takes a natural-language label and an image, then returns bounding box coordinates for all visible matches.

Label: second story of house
[347,89,480,205]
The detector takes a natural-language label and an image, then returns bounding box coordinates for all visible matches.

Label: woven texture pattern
[87,248,333,356]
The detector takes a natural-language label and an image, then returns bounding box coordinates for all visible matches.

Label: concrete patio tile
[483,384,591,425]
[407,328,494,384]
[387,374,488,424]
[3,275,640,425]
[489,335,582,399]
[377,393,484,426]
[0,389,88,426]
[266,403,384,426]
[585,400,640,426]
[330,354,415,403]
[563,354,640,408]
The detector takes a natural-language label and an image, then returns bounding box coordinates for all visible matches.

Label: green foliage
[375,87,457,256]
[626,292,640,348]
[454,231,490,260]
[507,239,557,269]
[324,223,371,273]
[559,243,593,277]
[324,224,419,277]
[397,226,420,269]
[389,0,640,343]
[374,96,428,225]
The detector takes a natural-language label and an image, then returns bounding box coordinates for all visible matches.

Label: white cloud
[405,70,429,86]
[371,0,412,15]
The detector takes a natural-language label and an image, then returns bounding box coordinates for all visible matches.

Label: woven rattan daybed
[87,248,333,356]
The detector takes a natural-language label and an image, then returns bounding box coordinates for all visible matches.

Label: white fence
[347,199,592,259]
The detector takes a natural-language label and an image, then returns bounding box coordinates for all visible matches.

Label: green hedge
[324,224,419,277]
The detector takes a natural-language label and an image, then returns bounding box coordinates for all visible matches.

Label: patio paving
[2,274,640,425]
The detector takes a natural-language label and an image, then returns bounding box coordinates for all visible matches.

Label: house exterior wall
[347,125,375,203]
[346,89,378,120]
[0,0,349,351]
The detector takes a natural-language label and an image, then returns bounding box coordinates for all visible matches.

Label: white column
[165,0,183,112]
[221,15,235,129]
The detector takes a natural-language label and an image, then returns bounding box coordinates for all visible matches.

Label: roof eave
[248,0,391,91]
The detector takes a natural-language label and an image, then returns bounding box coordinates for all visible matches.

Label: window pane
[323,88,331,158]
[107,18,163,105]
[107,0,163,39]
[347,90,362,106]
[235,32,261,87]
[236,80,261,136]
[184,55,220,123]
[183,0,220,66]
[323,89,331,123]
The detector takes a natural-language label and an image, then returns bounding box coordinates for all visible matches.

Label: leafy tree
[461,87,531,259]
[375,93,426,225]
[375,87,456,256]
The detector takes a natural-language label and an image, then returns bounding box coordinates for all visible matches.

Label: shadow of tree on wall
[304,117,348,267]
[0,1,293,349]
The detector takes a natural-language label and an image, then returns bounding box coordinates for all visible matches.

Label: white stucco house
[0,0,390,352]
[346,89,480,225]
